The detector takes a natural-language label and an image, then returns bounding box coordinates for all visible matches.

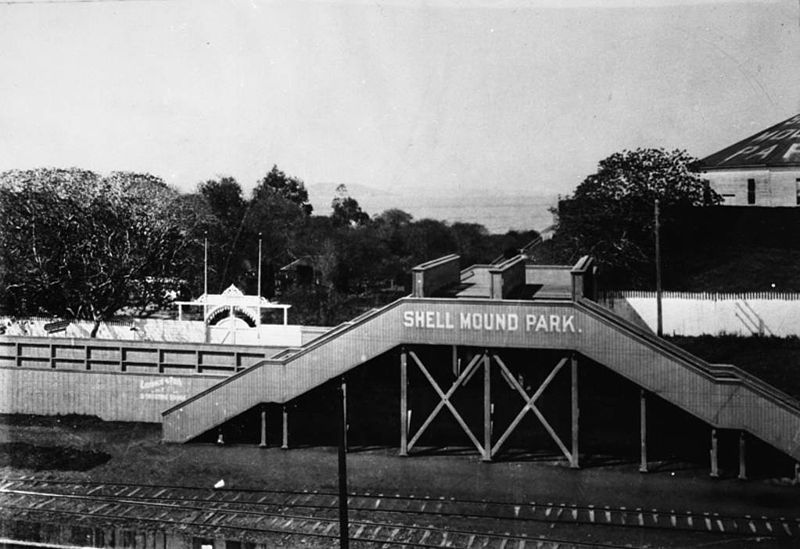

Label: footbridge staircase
[162,255,800,464]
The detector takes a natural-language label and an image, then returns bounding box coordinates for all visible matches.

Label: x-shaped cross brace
[490,355,573,462]
[406,350,486,455]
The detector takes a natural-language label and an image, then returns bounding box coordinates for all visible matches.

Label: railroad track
[1,477,796,547]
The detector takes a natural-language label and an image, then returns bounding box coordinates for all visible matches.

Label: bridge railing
[0,336,280,375]
[412,254,460,297]
[577,298,800,413]
[489,255,526,299]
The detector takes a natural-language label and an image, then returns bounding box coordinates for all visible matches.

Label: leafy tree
[198,176,247,291]
[550,148,720,287]
[331,184,370,227]
[0,168,199,334]
[253,165,313,216]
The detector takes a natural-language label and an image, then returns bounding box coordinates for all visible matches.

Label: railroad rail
[2,477,798,547]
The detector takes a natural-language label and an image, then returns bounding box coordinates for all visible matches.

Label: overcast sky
[0,0,797,198]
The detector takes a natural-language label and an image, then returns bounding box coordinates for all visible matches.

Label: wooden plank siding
[0,368,223,423]
[161,297,800,462]
[0,337,289,422]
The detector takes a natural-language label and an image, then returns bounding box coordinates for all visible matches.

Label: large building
[699,113,800,206]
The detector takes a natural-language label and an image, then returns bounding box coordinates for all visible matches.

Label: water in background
[310,192,559,234]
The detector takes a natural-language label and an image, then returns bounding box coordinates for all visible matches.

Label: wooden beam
[483,351,492,462]
[407,350,485,456]
[400,349,408,456]
[259,405,267,448]
[490,354,570,462]
[639,389,647,473]
[710,428,719,478]
[341,377,348,453]
[282,405,289,450]
[570,354,579,469]
[738,432,747,481]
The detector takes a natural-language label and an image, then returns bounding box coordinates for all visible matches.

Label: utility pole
[654,199,663,337]
[337,377,349,548]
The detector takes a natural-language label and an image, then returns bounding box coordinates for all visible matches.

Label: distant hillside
[306,182,557,234]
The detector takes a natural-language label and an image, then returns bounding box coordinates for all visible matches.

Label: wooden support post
[259,405,267,448]
[570,354,579,469]
[341,377,348,453]
[639,389,648,473]
[216,428,224,446]
[483,351,492,462]
[452,345,459,377]
[710,428,719,478]
[400,349,408,456]
[738,431,747,480]
[281,405,289,450]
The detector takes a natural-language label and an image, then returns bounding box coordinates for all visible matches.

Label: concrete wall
[600,291,800,337]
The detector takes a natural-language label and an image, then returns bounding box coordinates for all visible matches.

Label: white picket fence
[599,291,800,337]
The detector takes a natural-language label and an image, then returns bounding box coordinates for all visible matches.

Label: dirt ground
[1,413,799,523]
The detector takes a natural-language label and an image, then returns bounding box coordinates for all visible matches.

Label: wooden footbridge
[162,255,800,475]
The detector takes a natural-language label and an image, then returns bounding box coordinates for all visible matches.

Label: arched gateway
[163,255,800,477]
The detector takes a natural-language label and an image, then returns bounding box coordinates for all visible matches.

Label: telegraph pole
[654,199,663,337]
[337,377,349,548]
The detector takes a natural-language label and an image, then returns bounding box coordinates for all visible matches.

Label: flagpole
[204,231,209,343]
[257,232,263,340]
[257,232,262,299]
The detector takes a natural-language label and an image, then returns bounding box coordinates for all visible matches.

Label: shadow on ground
[0,442,111,471]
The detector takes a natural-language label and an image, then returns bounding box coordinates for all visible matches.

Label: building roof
[175,284,289,310]
[699,113,800,170]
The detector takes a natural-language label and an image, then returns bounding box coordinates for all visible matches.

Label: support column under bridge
[399,346,580,465]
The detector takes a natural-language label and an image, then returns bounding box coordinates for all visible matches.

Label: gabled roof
[699,113,800,170]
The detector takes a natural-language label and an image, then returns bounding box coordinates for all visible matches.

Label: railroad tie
[374,498,382,509]
[670,511,676,527]
[354,525,366,539]
[497,538,508,549]
[619,506,627,525]
[439,531,449,547]
[514,505,521,518]
[588,505,595,523]
[419,529,432,545]
[323,522,336,535]
[714,514,724,532]
[782,520,792,536]
[703,513,712,531]
[604,506,611,523]
[636,508,643,526]
[763,516,773,534]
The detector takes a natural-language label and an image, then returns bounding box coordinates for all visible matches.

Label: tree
[198,176,248,291]
[550,148,720,287]
[331,184,370,227]
[0,168,199,334]
[253,165,313,216]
